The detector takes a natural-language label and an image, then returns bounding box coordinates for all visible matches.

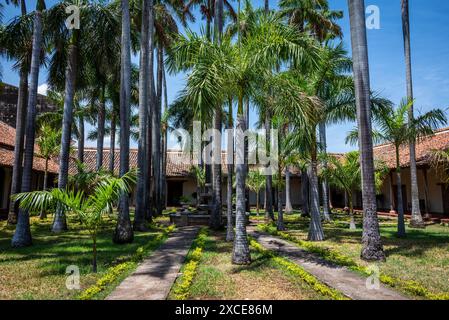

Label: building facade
[72,128,449,217]
[0,82,56,128]
[0,121,59,219]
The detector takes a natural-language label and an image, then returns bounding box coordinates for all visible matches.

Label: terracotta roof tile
[71,127,449,176]
[0,121,16,147]
[0,121,59,174]
[373,127,449,169]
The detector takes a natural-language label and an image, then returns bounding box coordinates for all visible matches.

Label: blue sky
[1,0,449,152]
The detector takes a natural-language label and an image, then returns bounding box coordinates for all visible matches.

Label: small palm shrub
[13,171,137,272]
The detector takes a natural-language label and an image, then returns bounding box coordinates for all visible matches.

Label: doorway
[167,180,184,207]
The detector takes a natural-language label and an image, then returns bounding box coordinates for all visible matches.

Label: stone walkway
[248,228,409,300]
[107,226,200,300]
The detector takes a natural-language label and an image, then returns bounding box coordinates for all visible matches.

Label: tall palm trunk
[206,0,212,40]
[277,163,285,231]
[264,114,274,221]
[53,32,79,233]
[264,1,274,222]
[39,159,49,220]
[134,0,150,231]
[96,84,106,171]
[11,5,44,247]
[78,115,85,163]
[211,109,223,229]
[161,59,168,210]
[114,0,134,244]
[348,0,385,261]
[145,1,155,222]
[161,125,167,209]
[285,167,293,213]
[210,0,224,230]
[8,68,28,225]
[226,99,234,241]
[256,190,260,215]
[244,98,250,213]
[232,95,251,265]
[319,121,331,221]
[152,44,163,216]
[145,111,152,220]
[109,111,116,173]
[301,169,310,216]
[308,142,324,241]
[348,193,356,230]
[395,146,406,237]
[8,0,28,225]
[401,0,424,228]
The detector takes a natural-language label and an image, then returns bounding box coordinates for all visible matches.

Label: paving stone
[248,228,409,300]
[106,226,199,300]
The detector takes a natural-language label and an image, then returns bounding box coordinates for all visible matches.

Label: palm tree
[11,0,46,248]
[401,0,424,228]
[247,169,265,216]
[209,0,225,230]
[347,0,385,261]
[45,1,121,233]
[2,0,29,225]
[347,99,446,237]
[225,97,234,241]
[134,0,151,231]
[263,72,323,240]
[263,0,274,223]
[1,1,32,225]
[183,0,236,40]
[279,0,343,42]
[322,151,389,230]
[14,171,136,272]
[114,0,134,244]
[167,13,318,263]
[279,0,343,221]
[35,124,61,219]
[50,1,81,233]
[284,165,293,213]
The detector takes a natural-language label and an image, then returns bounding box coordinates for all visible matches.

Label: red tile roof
[72,127,449,176]
[0,121,16,147]
[0,121,59,174]
[373,127,449,169]
[71,148,229,177]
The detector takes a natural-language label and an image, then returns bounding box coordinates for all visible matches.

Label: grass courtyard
[0,215,170,300]
[168,230,331,300]
[255,211,449,298]
[1,210,449,300]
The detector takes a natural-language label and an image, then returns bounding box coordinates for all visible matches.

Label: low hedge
[171,228,208,300]
[79,224,176,300]
[249,238,348,300]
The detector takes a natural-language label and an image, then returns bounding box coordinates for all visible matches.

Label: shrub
[172,228,208,300]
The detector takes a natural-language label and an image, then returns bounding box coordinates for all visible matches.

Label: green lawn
[168,230,330,300]
[262,212,449,298]
[0,215,168,300]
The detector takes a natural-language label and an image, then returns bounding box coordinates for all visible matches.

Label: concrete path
[248,228,409,300]
[107,226,200,300]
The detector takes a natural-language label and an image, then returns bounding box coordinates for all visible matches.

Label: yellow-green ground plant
[257,222,449,300]
[171,228,208,300]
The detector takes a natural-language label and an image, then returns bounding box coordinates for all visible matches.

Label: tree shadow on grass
[381,228,449,258]
[0,224,163,279]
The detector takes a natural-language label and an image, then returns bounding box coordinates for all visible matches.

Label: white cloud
[37,83,48,96]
